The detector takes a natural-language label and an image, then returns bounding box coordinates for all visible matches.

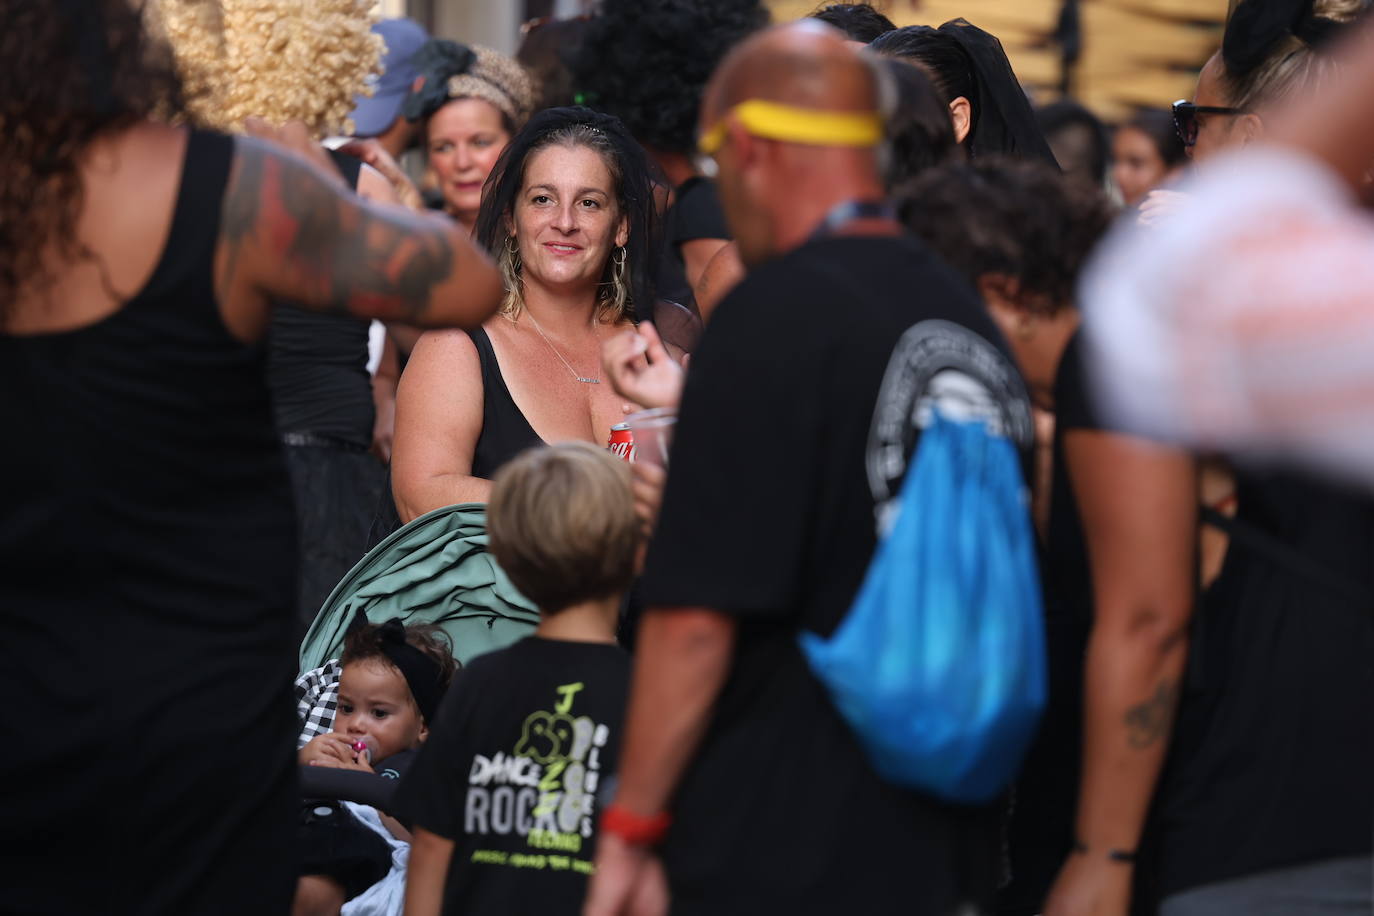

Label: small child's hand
[333,740,376,774]
[298,733,356,768]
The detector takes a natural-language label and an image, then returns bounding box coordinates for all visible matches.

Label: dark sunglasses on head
[1172,99,1245,148]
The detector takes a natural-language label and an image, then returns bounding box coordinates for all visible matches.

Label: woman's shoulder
[91,119,185,155]
[404,327,484,386]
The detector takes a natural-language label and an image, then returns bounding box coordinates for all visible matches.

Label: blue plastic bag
[800,411,1046,804]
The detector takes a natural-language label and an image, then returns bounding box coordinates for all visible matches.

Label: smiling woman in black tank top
[392,107,678,520]
[0,5,502,910]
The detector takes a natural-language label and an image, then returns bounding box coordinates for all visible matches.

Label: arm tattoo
[220,139,454,321]
[1124,679,1181,750]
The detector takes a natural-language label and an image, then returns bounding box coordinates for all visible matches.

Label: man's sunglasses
[1171,99,1245,148]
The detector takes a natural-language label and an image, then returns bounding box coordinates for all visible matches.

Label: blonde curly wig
[149,0,382,137]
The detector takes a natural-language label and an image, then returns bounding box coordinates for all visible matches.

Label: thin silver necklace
[524,310,601,384]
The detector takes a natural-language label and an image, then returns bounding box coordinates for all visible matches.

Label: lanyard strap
[808,199,897,241]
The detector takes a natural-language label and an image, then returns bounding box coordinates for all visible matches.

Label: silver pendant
[578,378,601,384]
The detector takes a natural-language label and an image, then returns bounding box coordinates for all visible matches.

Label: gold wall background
[766,0,1231,121]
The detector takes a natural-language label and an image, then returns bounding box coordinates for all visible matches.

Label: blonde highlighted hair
[150,0,382,137]
[487,442,639,615]
[1222,0,1367,110]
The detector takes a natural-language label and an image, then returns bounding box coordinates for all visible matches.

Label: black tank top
[468,326,543,478]
[266,150,374,447]
[0,129,299,910]
[1157,470,1374,895]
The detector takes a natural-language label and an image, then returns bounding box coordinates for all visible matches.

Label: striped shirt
[1082,146,1374,483]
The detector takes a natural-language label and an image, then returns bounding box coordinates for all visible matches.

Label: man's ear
[727,118,755,168]
[949,96,973,145]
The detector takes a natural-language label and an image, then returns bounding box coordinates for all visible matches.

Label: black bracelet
[1073,840,1137,863]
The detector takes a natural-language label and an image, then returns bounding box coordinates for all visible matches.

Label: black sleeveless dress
[0,130,299,913]
[468,326,543,478]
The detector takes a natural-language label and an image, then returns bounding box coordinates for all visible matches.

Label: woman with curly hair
[0,2,501,911]
[899,159,1118,916]
[403,39,537,234]
[572,0,768,319]
[391,107,673,521]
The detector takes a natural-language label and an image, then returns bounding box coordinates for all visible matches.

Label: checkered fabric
[295,659,342,749]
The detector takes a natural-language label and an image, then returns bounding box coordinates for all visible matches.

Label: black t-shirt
[640,234,1034,915]
[393,637,630,916]
[1043,331,1098,628]
[667,177,730,249]
[654,177,731,313]
[1000,330,1098,913]
[1157,470,1374,895]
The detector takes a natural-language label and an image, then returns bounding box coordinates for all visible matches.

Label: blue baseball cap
[349,18,431,137]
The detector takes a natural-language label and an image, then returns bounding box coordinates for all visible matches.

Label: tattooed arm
[214,134,502,340]
[1044,433,1196,916]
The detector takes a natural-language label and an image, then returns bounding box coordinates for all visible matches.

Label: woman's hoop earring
[505,235,522,273]
[611,245,629,315]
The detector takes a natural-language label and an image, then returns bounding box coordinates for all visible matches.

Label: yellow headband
[697,99,884,156]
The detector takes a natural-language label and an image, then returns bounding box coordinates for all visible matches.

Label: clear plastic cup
[625,407,677,470]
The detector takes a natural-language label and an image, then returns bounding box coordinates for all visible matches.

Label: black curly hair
[571,0,770,156]
[517,16,593,111]
[0,0,189,319]
[809,2,896,43]
[896,157,1113,314]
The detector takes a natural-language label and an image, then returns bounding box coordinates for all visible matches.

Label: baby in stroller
[294,614,458,916]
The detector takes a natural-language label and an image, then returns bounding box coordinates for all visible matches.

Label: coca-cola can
[607,423,636,462]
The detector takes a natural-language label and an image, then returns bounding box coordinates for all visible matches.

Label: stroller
[299,502,539,673]
[294,503,539,914]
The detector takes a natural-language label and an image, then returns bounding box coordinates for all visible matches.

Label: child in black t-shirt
[295,617,457,915]
[395,442,639,916]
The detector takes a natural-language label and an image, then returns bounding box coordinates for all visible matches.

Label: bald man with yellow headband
[586,23,1033,916]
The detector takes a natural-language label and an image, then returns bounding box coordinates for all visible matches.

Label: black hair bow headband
[402,39,478,122]
[1224,0,1347,75]
[347,609,443,723]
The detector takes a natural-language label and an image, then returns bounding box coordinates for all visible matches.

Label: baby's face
[334,658,426,764]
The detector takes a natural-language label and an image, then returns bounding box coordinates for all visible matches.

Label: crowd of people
[2,0,1372,914]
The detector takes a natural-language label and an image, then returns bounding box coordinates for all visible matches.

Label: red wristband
[600,803,672,847]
